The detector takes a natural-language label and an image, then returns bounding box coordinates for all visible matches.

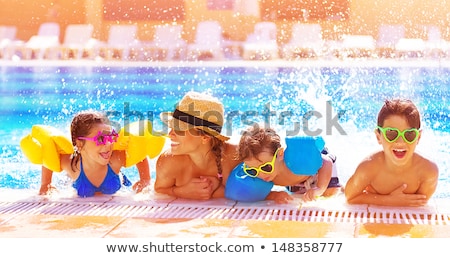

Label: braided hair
[210,136,224,181]
[195,129,224,181]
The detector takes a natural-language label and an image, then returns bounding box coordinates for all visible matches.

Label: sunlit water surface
[0,63,449,198]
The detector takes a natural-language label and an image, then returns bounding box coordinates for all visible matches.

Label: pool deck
[1,189,449,238]
[1,58,450,239]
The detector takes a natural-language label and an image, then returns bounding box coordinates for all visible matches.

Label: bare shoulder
[223,142,238,157]
[110,150,126,167]
[60,154,74,172]
[60,154,79,179]
[345,152,383,192]
[353,151,384,176]
[222,142,241,166]
[220,142,241,181]
[156,149,188,174]
[414,153,439,178]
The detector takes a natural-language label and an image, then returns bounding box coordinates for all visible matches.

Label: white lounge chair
[0,26,17,59]
[282,23,323,59]
[395,38,426,58]
[187,21,224,60]
[19,22,60,59]
[339,34,376,58]
[376,24,405,58]
[242,22,279,60]
[143,24,187,61]
[424,26,448,58]
[56,24,94,60]
[96,24,141,60]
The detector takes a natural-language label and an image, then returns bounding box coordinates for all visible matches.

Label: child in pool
[237,123,342,204]
[39,110,151,197]
[345,99,439,207]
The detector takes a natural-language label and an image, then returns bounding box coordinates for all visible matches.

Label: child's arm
[39,153,72,195]
[39,166,55,195]
[416,161,439,200]
[349,184,428,207]
[21,125,73,195]
[266,191,293,204]
[303,155,332,201]
[344,161,376,204]
[345,162,429,207]
[132,158,150,193]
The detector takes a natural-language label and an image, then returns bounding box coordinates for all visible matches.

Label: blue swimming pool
[1,61,449,197]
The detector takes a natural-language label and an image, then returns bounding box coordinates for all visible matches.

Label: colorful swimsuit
[73,159,124,198]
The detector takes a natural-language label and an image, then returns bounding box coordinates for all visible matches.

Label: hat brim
[160,112,230,141]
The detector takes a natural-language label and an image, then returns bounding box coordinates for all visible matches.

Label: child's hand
[133,179,150,193]
[388,184,428,206]
[266,191,294,204]
[302,187,324,202]
[39,184,57,195]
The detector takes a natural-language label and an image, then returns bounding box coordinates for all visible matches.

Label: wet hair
[195,128,224,180]
[210,136,224,181]
[377,99,421,129]
[70,110,110,171]
[238,123,281,161]
[196,129,224,181]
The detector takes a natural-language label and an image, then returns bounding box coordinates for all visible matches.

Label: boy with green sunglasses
[345,99,439,207]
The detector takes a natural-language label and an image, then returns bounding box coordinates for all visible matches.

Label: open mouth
[393,149,407,159]
[100,151,111,159]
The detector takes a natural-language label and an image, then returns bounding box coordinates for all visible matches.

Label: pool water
[1,63,449,198]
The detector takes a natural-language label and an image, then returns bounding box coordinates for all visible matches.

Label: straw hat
[160,91,229,141]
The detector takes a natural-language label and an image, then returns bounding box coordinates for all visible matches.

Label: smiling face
[168,128,208,155]
[376,114,421,166]
[77,123,115,166]
[243,148,280,181]
[238,124,282,181]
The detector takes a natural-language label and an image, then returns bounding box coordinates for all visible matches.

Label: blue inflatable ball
[225,162,274,202]
[284,136,325,175]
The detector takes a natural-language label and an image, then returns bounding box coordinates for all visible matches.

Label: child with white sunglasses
[345,99,438,206]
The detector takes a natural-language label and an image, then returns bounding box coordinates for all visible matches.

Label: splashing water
[0,63,449,198]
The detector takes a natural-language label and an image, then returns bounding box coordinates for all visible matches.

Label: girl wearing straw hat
[155,91,241,200]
